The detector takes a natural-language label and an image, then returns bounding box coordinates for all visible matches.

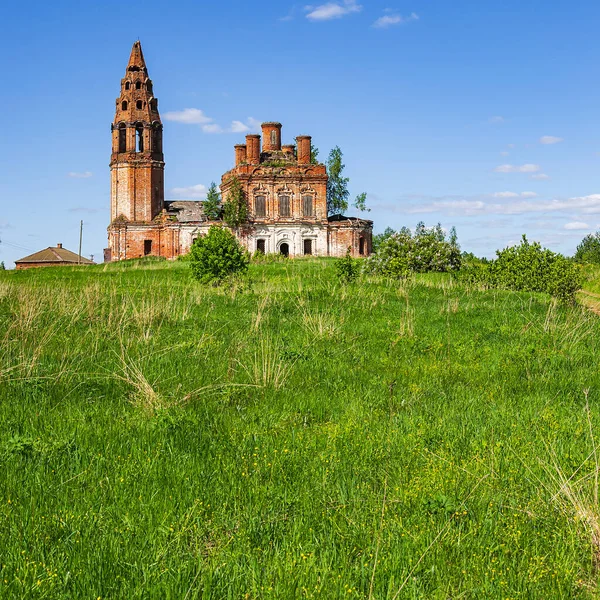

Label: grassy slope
[579,265,600,315]
[1,258,600,598]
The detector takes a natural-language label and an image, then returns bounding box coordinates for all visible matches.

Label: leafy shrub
[189,225,249,285]
[364,223,461,277]
[454,252,490,284]
[336,248,359,283]
[462,236,582,303]
[372,227,396,253]
[575,232,600,264]
[546,260,582,303]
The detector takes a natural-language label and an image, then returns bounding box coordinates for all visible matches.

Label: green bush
[575,232,600,264]
[462,236,582,303]
[372,227,396,253]
[453,252,489,284]
[335,248,359,283]
[189,225,249,284]
[364,223,461,277]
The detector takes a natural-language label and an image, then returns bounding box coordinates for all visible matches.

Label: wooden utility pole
[78,220,83,265]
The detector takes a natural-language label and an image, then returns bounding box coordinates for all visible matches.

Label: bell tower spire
[109,41,164,232]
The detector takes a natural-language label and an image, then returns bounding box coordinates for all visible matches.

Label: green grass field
[2,258,600,598]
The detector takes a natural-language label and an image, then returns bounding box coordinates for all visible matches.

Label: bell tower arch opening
[135,124,144,152]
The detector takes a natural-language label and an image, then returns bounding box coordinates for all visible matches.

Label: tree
[310,143,319,164]
[326,146,368,215]
[575,232,600,264]
[189,225,249,284]
[0,261,4,271]
[326,146,350,215]
[353,192,370,213]
[203,182,222,221]
[223,176,248,228]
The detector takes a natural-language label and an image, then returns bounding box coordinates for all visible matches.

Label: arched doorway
[279,242,290,257]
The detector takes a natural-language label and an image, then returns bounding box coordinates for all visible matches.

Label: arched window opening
[118,124,127,153]
[135,81,142,90]
[279,195,290,217]
[150,99,158,112]
[128,66,140,72]
[279,243,289,257]
[136,100,143,110]
[257,239,266,254]
[144,240,152,256]
[302,195,313,217]
[255,195,266,217]
[146,81,153,94]
[136,125,144,152]
[303,239,313,255]
[125,82,130,90]
[359,237,365,255]
[121,100,128,111]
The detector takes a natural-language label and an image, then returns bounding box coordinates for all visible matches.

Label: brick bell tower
[109,41,164,228]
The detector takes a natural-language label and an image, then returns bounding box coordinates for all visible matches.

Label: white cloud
[489,116,505,124]
[493,191,519,198]
[202,123,224,134]
[500,151,510,157]
[228,118,261,134]
[169,184,208,199]
[164,108,213,125]
[540,135,563,145]
[246,117,261,132]
[495,164,541,173]
[373,12,418,28]
[164,111,259,135]
[305,0,362,21]
[531,173,550,180]
[230,120,249,133]
[405,193,600,217]
[493,191,538,199]
[564,222,590,230]
[68,171,93,178]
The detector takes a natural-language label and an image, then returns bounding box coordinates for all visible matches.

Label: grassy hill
[1,258,600,598]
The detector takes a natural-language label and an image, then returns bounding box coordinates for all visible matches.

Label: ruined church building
[105,42,373,262]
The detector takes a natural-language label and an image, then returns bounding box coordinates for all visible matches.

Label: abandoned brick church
[105,42,372,262]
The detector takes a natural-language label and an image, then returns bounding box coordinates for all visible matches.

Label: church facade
[105,42,372,262]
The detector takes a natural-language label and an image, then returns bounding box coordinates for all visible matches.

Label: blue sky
[1,0,599,267]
